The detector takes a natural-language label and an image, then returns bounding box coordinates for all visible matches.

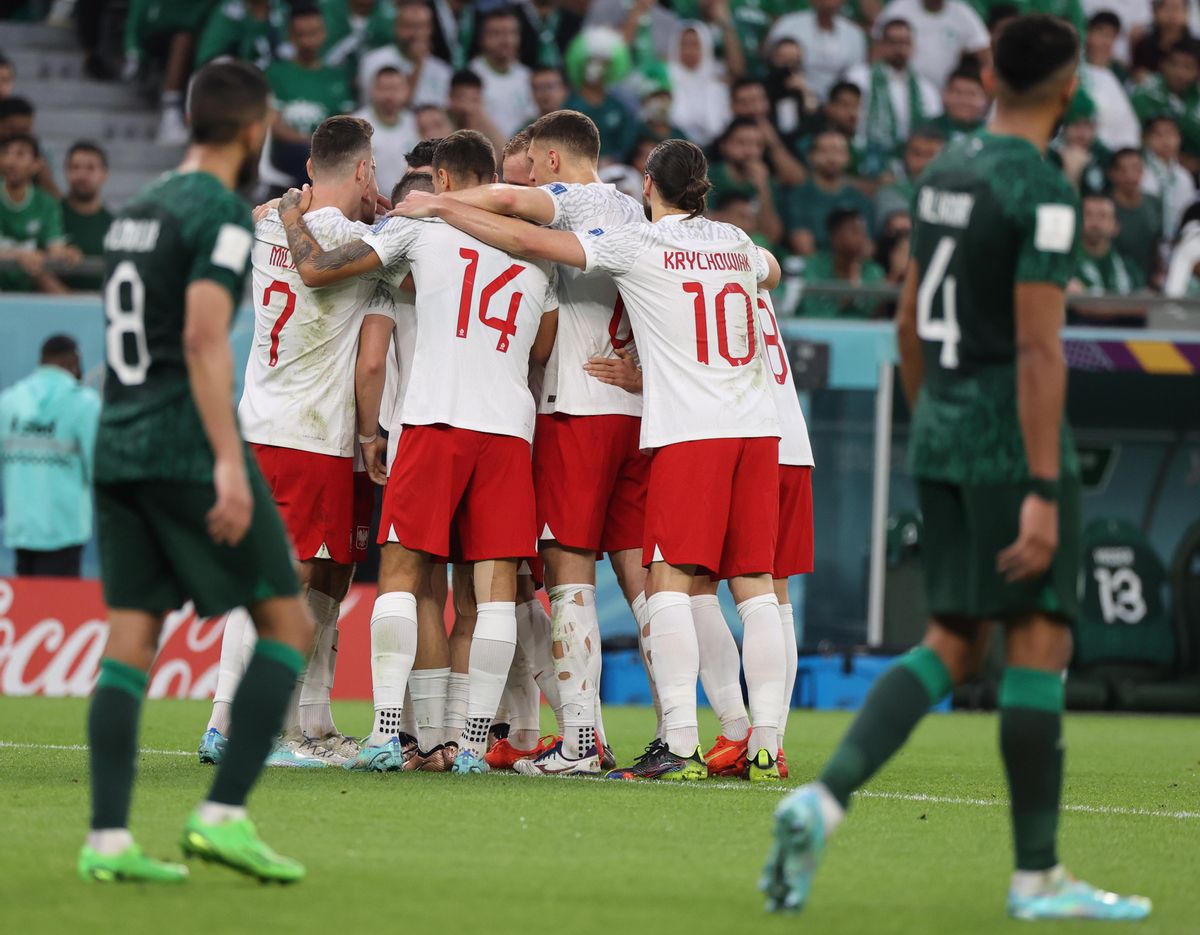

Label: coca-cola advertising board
[0,578,384,699]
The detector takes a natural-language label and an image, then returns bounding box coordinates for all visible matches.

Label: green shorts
[916,478,1082,623]
[96,463,300,619]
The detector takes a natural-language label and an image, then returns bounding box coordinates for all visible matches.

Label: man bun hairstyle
[433,129,496,184]
[645,138,711,220]
[527,109,601,163]
[404,137,441,170]
[188,60,270,144]
[310,114,374,176]
[993,14,1079,95]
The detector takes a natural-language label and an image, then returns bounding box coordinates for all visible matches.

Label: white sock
[195,801,247,825]
[739,593,784,756]
[692,594,750,742]
[812,782,845,836]
[503,639,541,750]
[518,597,563,733]
[86,828,132,856]
[410,667,449,752]
[445,671,469,742]
[461,601,517,755]
[369,591,418,746]
[208,607,255,735]
[646,591,699,755]
[632,591,662,739]
[400,685,417,738]
[1010,866,1065,898]
[299,589,340,739]
[779,600,798,749]
[584,608,606,750]
[549,584,599,758]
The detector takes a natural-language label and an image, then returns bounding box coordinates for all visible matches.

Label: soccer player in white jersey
[409,110,652,776]
[198,116,383,769]
[277,130,559,774]
[587,290,815,781]
[395,138,786,780]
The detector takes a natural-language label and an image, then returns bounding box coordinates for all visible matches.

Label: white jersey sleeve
[362,215,425,271]
[240,207,377,458]
[753,245,770,283]
[757,292,814,467]
[577,222,652,277]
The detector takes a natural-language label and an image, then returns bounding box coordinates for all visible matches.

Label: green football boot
[78,842,189,883]
[180,813,305,884]
[746,748,781,782]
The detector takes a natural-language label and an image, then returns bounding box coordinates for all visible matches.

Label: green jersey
[95,171,253,485]
[60,201,114,291]
[798,251,887,319]
[564,91,635,161]
[1074,247,1142,296]
[782,179,875,251]
[0,183,65,291]
[908,132,1080,485]
[928,113,984,144]
[195,0,286,70]
[265,60,355,136]
[1113,194,1162,283]
[1130,74,1200,157]
[320,0,393,73]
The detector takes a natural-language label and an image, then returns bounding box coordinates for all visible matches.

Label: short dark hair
[532,65,565,80]
[826,207,864,237]
[373,65,404,81]
[479,6,519,29]
[1143,113,1180,134]
[714,190,752,212]
[0,96,34,120]
[946,65,984,87]
[827,81,861,102]
[450,69,483,91]
[289,2,323,24]
[66,140,108,167]
[503,128,531,160]
[527,109,601,162]
[0,133,39,158]
[392,170,434,204]
[188,60,270,144]
[993,13,1079,95]
[310,115,373,176]
[1082,191,1115,207]
[812,127,850,149]
[1109,147,1143,169]
[41,334,79,363]
[645,138,710,219]
[1087,10,1121,31]
[404,137,441,169]
[1166,37,1200,61]
[0,54,13,73]
[433,129,496,184]
[987,3,1020,29]
[880,17,912,35]
[908,124,946,146]
[730,77,766,97]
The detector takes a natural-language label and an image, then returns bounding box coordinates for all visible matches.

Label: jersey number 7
[263,280,298,367]
[456,248,526,353]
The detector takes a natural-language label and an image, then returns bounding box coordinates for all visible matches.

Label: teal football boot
[1008,868,1151,921]
[761,784,827,913]
[342,736,405,772]
[451,747,489,774]
[197,728,226,765]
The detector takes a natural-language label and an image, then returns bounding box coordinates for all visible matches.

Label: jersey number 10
[682,281,756,367]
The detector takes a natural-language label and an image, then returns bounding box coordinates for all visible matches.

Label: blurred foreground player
[80,61,311,884]
[761,17,1151,921]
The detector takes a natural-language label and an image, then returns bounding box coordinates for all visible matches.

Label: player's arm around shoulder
[442,182,557,226]
[278,187,381,288]
[757,245,782,290]
[355,290,396,486]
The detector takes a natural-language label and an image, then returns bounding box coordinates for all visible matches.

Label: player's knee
[924,616,983,685]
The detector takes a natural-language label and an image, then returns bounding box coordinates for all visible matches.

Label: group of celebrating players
[198,97,814,784]
[79,14,1153,923]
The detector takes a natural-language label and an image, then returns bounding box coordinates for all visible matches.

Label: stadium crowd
[6,0,1200,319]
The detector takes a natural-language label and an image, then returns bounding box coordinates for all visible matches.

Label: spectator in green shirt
[1068,193,1148,327]
[322,0,394,76]
[1131,38,1200,160]
[784,128,875,255]
[195,0,286,70]
[563,28,636,162]
[0,97,61,198]
[59,142,113,293]
[874,125,944,229]
[712,190,775,251]
[0,135,69,293]
[928,66,988,142]
[799,207,886,319]
[1048,114,1111,196]
[1108,147,1165,286]
[266,4,356,187]
[708,116,784,245]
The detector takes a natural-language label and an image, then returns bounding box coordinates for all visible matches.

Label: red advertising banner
[0,578,388,699]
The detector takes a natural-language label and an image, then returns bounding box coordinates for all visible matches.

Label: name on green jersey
[917,188,975,228]
[105,219,161,252]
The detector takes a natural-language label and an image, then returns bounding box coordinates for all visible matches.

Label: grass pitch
[1,698,1197,935]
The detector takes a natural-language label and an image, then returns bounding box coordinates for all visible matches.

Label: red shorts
[643,436,779,580]
[353,471,375,563]
[533,413,649,553]
[250,444,354,564]
[379,424,537,561]
[775,465,814,578]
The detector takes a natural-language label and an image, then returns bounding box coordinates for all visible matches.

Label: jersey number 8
[104,260,151,386]
[916,236,962,369]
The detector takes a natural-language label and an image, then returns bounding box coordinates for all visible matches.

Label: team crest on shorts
[356,525,370,551]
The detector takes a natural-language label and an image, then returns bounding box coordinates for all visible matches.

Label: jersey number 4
[682,281,756,367]
[456,248,526,352]
[917,236,962,369]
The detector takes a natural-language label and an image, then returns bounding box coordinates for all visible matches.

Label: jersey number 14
[917,236,962,369]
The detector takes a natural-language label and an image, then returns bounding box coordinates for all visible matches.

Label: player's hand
[208,457,254,547]
[253,198,281,223]
[584,347,642,393]
[996,493,1058,583]
[279,184,312,217]
[362,436,388,486]
[389,191,439,219]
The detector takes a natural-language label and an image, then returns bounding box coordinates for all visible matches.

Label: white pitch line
[3,740,1197,822]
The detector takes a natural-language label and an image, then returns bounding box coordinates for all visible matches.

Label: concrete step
[7,47,87,82]
[77,138,181,171]
[31,80,149,110]
[38,107,161,142]
[0,21,81,52]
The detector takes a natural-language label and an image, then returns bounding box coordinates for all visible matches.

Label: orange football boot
[777,748,789,780]
[483,734,559,770]
[703,734,749,777]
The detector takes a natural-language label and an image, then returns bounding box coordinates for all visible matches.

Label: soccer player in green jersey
[761,16,1151,922]
[78,61,313,885]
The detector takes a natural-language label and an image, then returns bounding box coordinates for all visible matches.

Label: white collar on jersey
[655,212,693,225]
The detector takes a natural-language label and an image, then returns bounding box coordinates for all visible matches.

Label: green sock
[999,667,1064,871]
[88,658,148,830]
[208,639,305,808]
[819,646,952,809]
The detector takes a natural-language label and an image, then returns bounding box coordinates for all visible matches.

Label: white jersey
[577,214,780,450]
[365,269,417,470]
[241,208,376,458]
[757,292,814,467]
[540,181,646,419]
[363,216,557,442]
